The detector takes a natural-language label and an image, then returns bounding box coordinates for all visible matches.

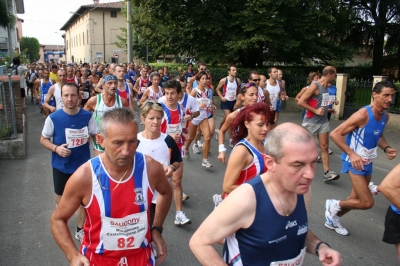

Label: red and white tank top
[148,86,164,101]
[138,77,149,93]
[65,75,79,85]
[81,152,153,258]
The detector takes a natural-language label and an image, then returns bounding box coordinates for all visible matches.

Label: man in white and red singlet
[159,80,200,226]
[65,66,81,86]
[51,108,172,265]
[115,65,134,111]
[134,65,150,105]
[140,72,164,105]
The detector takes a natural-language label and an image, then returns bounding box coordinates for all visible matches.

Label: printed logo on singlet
[373,129,380,135]
[285,220,297,229]
[268,235,287,244]
[134,188,145,205]
[297,223,308,235]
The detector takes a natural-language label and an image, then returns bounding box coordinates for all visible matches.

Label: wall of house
[65,8,127,64]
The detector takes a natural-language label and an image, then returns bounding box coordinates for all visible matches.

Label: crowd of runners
[12,56,400,265]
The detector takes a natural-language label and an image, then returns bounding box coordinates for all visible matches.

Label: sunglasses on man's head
[145,101,162,107]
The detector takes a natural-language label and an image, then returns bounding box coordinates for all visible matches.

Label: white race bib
[270,92,278,110]
[328,95,336,105]
[167,123,182,135]
[82,91,90,99]
[198,98,211,110]
[226,90,236,101]
[321,93,329,107]
[65,127,89,148]
[140,87,147,93]
[101,212,148,251]
[357,146,378,165]
[270,247,306,266]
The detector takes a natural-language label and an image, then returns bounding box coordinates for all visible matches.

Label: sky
[19,0,117,45]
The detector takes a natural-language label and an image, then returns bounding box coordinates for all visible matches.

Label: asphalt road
[0,101,399,265]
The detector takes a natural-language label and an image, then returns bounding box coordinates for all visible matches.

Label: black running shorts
[382,206,400,245]
[53,168,72,196]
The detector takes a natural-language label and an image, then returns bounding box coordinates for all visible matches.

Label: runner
[298,66,340,182]
[233,71,270,110]
[38,69,55,118]
[43,69,67,112]
[136,100,184,225]
[49,64,58,83]
[218,83,259,164]
[114,65,134,110]
[51,108,172,265]
[213,102,273,208]
[266,67,282,128]
[183,71,215,167]
[182,63,195,83]
[84,74,128,156]
[133,65,150,106]
[327,81,397,236]
[159,80,193,224]
[140,72,164,105]
[79,67,92,108]
[379,164,400,261]
[215,65,241,148]
[190,123,342,266]
[295,71,321,120]
[40,82,98,243]
[186,62,208,93]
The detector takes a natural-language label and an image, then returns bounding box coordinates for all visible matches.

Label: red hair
[231,102,273,146]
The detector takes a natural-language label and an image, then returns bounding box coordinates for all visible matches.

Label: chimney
[93,0,99,4]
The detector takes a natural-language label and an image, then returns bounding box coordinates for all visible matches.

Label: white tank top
[148,86,164,101]
[54,83,63,110]
[266,80,280,110]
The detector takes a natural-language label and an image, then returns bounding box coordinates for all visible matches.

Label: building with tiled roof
[60,1,127,63]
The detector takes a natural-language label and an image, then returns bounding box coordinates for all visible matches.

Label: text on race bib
[101,212,148,251]
[65,127,89,148]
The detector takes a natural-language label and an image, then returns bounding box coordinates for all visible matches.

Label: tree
[343,0,400,75]
[124,0,354,67]
[20,37,40,63]
[0,0,16,28]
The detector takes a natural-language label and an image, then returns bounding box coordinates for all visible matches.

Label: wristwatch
[151,225,163,234]
[171,164,177,172]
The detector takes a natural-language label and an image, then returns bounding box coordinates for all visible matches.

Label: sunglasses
[200,68,207,71]
[145,101,162,107]
[252,79,260,82]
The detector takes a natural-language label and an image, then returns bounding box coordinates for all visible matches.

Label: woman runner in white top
[140,72,164,105]
[183,71,216,168]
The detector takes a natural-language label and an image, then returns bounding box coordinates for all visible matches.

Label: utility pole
[127,0,132,63]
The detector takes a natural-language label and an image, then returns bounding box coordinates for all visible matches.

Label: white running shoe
[197,140,204,148]
[368,182,378,196]
[75,229,84,243]
[213,194,223,209]
[215,129,219,140]
[181,148,190,159]
[182,192,190,202]
[175,211,192,225]
[325,216,349,236]
[193,144,201,154]
[202,159,213,168]
[328,148,333,154]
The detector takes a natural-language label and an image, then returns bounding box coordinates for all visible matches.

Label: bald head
[264,123,315,162]
[322,66,336,77]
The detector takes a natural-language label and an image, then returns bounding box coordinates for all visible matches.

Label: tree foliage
[122,0,399,73]
[0,0,16,28]
[125,0,354,67]
[20,37,40,62]
[341,0,400,75]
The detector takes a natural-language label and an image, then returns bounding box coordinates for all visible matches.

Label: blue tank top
[342,105,386,164]
[223,175,308,265]
[50,108,93,174]
[41,79,55,106]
